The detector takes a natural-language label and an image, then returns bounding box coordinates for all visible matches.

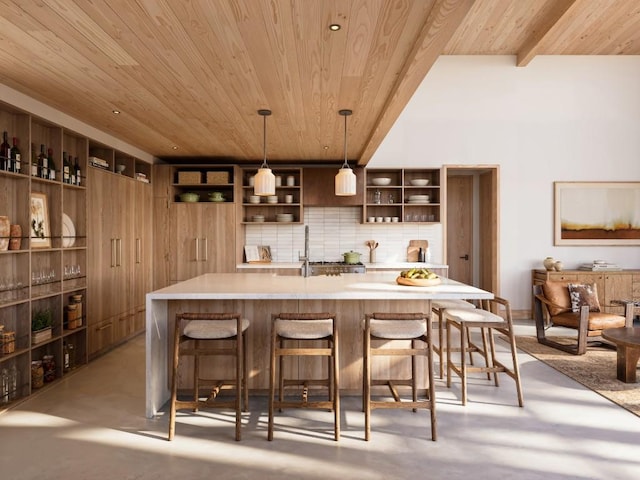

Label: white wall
[369,55,640,310]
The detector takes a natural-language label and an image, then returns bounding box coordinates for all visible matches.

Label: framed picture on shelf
[30,192,51,248]
[244,245,272,263]
[554,182,640,245]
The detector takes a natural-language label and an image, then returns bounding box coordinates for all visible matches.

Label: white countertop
[148,271,489,301]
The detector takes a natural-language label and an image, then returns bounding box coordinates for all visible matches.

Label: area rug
[512,335,640,418]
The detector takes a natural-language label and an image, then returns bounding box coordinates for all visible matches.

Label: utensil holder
[369,250,376,263]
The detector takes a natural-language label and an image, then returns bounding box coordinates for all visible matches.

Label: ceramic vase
[543,257,555,271]
[554,261,563,272]
[9,224,22,250]
[370,250,376,263]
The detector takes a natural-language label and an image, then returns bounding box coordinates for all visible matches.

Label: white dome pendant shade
[335,109,356,196]
[254,109,275,196]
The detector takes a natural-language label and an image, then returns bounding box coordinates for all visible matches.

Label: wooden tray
[396,276,442,287]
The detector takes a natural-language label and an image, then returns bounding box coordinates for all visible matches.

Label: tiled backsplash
[245,207,443,263]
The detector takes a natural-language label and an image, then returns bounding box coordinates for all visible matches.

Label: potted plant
[32,308,53,344]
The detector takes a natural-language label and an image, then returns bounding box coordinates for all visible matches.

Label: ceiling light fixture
[335,109,356,196]
[329,24,341,31]
[112,109,120,114]
[254,109,275,196]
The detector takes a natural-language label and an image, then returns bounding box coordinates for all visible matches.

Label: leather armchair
[533,281,634,355]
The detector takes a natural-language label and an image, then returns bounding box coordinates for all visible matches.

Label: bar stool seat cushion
[445,308,503,325]
[276,319,333,339]
[432,299,476,310]
[363,318,427,339]
[184,318,250,339]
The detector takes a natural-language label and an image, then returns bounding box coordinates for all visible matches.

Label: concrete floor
[1,323,639,480]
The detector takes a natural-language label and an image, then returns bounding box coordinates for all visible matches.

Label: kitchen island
[145,272,492,417]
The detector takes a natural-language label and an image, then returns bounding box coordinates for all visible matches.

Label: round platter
[396,276,442,287]
[62,213,76,248]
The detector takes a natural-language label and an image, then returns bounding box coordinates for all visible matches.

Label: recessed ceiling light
[323,145,329,150]
[172,145,178,150]
[329,24,341,31]
[112,109,120,114]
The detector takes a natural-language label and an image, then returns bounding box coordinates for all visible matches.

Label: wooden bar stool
[431,299,477,378]
[444,297,524,407]
[168,312,249,441]
[363,312,436,441]
[268,312,339,441]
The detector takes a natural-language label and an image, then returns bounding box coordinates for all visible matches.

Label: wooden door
[446,175,473,284]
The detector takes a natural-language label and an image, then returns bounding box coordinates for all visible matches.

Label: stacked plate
[267,195,278,204]
[275,213,294,223]
[251,215,265,222]
[408,194,430,204]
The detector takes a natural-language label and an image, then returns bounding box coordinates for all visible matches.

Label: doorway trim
[443,165,500,296]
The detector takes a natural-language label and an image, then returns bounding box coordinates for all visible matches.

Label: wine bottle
[10,137,21,174]
[38,144,48,179]
[47,148,56,181]
[70,157,76,185]
[0,131,10,171]
[62,151,70,183]
[74,157,81,186]
[31,143,38,177]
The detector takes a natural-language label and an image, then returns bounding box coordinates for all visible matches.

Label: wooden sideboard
[531,269,640,315]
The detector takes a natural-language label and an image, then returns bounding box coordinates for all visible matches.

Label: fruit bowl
[396,276,442,287]
[410,179,429,186]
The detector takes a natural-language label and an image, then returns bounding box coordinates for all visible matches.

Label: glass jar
[31,361,44,388]
[42,355,56,383]
[374,189,381,204]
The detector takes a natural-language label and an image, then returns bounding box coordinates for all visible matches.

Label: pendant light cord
[339,109,352,169]
[258,109,271,168]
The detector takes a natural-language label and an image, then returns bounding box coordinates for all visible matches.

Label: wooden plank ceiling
[0,0,638,166]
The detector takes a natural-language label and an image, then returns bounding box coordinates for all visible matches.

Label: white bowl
[410,179,429,186]
[267,195,278,203]
[371,177,391,186]
[252,215,265,222]
[248,195,260,204]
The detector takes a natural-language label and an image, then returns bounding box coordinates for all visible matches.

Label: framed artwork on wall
[554,182,640,245]
[30,192,51,248]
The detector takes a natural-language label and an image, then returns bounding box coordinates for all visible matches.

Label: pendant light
[335,109,357,196]
[254,109,275,196]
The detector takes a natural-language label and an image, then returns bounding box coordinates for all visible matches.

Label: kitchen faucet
[299,225,310,277]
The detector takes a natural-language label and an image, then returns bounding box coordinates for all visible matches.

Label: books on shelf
[578,262,622,271]
[89,156,109,169]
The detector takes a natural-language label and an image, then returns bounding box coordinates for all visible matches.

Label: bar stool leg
[268,321,277,441]
[333,328,340,441]
[168,321,181,441]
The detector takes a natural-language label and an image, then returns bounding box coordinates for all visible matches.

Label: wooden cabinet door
[88,318,114,357]
[199,203,236,274]
[169,203,204,282]
[133,181,152,314]
[169,202,236,281]
[604,274,633,314]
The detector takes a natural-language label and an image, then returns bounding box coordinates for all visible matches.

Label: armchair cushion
[551,311,626,331]
[541,281,572,316]
[568,283,601,313]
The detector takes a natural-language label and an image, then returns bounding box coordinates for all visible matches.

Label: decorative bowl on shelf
[410,179,429,186]
[371,177,392,186]
[116,164,126,174]
[179,192,200,203]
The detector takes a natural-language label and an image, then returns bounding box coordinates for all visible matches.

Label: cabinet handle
[203,238,208,262]
[195,238,200,262]
[111,239,116,267]
[97,323,112,332]
[136,238,141,264]
[117,238,123,267]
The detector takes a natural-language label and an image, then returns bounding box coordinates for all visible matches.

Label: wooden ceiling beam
[357,0,477,166]
[516,0,580,67]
